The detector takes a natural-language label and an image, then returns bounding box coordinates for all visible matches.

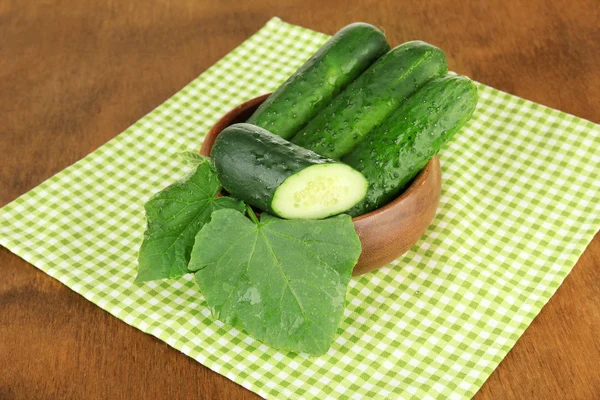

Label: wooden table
[1,1,599,398]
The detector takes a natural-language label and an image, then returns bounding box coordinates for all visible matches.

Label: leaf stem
[246,204,260,224]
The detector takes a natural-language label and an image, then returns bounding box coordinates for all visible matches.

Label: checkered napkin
[1,17,599,400]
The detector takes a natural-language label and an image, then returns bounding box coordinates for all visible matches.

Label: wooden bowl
[200,94,442,275]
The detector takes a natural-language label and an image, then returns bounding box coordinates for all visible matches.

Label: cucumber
[246,23,390,139]
[211,123,368,220]
[343,75,479,216]
[292,41,448,159]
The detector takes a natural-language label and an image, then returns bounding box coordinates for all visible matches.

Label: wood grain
[1,0,598,398]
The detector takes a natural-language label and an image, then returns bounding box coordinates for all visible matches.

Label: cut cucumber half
[272,163,368,219]
[211,123,368,220]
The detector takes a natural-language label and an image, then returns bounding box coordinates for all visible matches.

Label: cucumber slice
[272,163,368,219]
[211,123,368,220]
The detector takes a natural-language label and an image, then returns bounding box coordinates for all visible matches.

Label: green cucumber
[211,123,368,220]
[292,41,448,159]
[343,75,479,216]
[246,23,390,139]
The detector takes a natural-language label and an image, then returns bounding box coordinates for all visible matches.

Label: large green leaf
[136,158,244,282]
[189,209,361,355]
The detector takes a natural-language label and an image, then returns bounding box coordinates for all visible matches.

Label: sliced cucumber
[272,163,368,219]
[211,123,367,220]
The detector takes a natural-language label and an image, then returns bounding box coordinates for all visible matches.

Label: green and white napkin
[1,17,599,400]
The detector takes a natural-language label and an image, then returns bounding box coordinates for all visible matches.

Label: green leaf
[189,209,361,355]
[177,151,209,166]
[136,161,245,282]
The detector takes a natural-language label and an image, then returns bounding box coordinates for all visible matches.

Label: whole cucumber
[343,75,479,216]
[292,41,448,159]
[211,123,368,220]
[246,23,390,139]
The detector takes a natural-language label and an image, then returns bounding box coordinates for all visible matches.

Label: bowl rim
[201,93,439,222]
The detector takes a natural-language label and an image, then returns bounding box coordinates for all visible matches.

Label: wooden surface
[1,0,599,398]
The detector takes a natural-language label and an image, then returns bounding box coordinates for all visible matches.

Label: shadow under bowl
[200,94,441,276]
